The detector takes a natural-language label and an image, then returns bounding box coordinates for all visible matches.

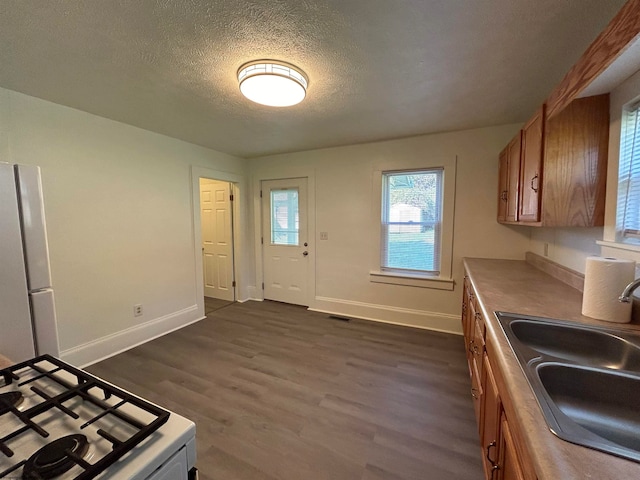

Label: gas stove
[0,355,196,479]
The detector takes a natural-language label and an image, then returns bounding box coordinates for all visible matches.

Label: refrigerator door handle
[30,289,60,358]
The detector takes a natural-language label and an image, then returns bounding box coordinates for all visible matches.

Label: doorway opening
[199,177,235,314]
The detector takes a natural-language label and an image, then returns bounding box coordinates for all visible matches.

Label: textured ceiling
[0,0,628,158]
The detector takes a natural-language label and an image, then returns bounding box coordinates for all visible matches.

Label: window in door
[617,101,640,244]
[271,189,299,245]
[381,168,443,275]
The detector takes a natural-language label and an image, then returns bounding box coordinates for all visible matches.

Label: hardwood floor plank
[87,300,483,480]
[197,445,281,480]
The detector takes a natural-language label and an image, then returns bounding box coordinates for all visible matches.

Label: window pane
[271,189,299,245]
[618,104,640,243]
[382,169,442,273]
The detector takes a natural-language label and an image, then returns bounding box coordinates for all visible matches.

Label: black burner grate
[0,355,170,479]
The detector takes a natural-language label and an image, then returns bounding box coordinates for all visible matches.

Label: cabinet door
[542,94,609,226]
[498,412,526,480]
[481,355,501,480]
[470,355,483,424]
[465,287,477,359]
[472,315,485,383]
[497,147,509,222]
[506,133,522,222]
[462,277,471,341]
[519,107,544,222]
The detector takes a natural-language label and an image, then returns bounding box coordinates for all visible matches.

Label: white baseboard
[310,296,462,335]
[237,297,262,303]
[60,305,204,368]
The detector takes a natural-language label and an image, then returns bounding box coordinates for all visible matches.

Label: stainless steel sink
[496,312,640,463]
[508,317,640,371]
[536,363,640,456]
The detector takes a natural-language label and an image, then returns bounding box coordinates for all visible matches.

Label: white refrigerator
[0,162,60,363]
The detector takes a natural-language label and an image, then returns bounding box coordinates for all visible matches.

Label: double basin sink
[496,312,640,463]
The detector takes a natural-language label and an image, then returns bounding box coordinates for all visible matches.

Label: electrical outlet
[134,304,143,317]
[320,232,329,240]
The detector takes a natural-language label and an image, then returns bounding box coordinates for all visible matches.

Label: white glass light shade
[238,61,308,107]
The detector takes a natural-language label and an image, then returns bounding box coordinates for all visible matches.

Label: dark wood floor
[205,297,234,315]
[88,301,483,480]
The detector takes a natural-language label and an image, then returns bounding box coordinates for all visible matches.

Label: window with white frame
[617,101,640,244]
[381,169,443,275]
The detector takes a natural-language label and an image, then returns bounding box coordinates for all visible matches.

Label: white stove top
[0,356,196,480]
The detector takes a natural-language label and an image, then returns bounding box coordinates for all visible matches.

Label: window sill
[596,240,640,254]
[369,271,455,290]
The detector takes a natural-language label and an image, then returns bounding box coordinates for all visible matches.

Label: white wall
[249,124,530,334]
[529,68,640,273]
[528,227,602,273]
[0,87,248,366]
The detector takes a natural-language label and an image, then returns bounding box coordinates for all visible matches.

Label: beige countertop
[464,257,640,480]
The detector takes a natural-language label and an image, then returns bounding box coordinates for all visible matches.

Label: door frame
[252,168,316,308]
[191,166,243,317]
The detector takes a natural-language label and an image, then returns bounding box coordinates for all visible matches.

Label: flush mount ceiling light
[237,60,308,107]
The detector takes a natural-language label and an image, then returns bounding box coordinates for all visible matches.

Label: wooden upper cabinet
[497,94,609,227]
[497,148,509,222]
[506,133,522,222]
[519,106,544,222]
[543,94,609,226]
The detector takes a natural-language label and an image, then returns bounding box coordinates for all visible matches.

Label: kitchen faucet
[619,278,640,303]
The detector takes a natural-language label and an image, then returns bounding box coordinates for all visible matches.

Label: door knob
[303,251,309,256]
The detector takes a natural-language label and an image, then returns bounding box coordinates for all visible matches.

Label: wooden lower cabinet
[481,355,500,479]
[481,356,526,480]
[499,412,526,480]
[462,274,536,480]
[462,276,484,426]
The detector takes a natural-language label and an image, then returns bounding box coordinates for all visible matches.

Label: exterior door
[261,178,309,306]
[200,179,234,301]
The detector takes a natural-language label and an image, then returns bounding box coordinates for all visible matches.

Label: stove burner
[22,434,89,480]
[0,391,23,415]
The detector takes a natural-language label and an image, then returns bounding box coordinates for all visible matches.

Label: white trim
[245,285,260,302]
[370,156,457,283]
[60,305,202,368]
[597,240,640,253]
[237,296,262,304]
[369,271,455,290]
[311,296,462,334]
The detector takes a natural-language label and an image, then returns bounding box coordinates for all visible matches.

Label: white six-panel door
[261,178,309,306]
[200,179,234,301]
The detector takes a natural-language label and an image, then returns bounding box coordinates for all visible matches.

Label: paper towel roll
[582,256,636,323]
